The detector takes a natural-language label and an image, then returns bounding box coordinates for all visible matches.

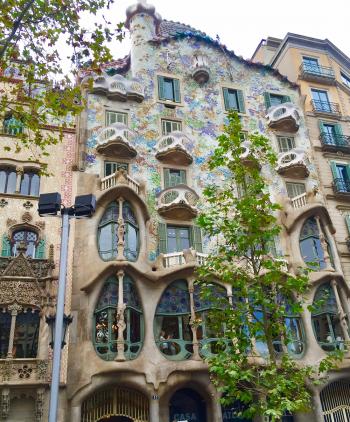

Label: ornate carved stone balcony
[239,140,260,168]
[154,249,208,271]
[299,63,336,85]
[96,123,137,158]
[155,131,193,165]
[90,72,145,102]
[192,53,210,84]
[266,103,300,132]
[0,359,49,384]
[157,185,199,219]
[100,169,145,197]
[276,149,310,179]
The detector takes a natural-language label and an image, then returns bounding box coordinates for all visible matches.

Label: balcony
[276,149,309,179]
[157,185,199,219]
[90,72,145,102]
[266,103,300,132]
[333,178,350,198]
[0,359,49,384]
[155,131,193,165]
[311,100,341,117]
[100,168,145,197]
[158,249,207,270]
[96,123,137,158]
[299,63,336,85]
[320,132,350,153]
[192,53,210,84]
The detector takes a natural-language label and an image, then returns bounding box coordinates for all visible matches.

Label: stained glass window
[11,230,38,257]
[312,283,345,351]
[98,201,139,262]
[94,275,143,361]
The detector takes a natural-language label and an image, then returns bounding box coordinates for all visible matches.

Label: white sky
[105,0,350,62]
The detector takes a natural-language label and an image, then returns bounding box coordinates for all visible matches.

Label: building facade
[63,3,350,422]
[0,67,76,420]
[253,35,350,421]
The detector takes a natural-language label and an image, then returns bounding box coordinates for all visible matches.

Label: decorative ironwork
[312,100,340,115]
[321,380,350,420]
[299,63,335,83]
[320,132,350,151]
[333,178,350,195]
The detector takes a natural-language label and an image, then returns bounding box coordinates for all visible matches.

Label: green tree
[197,112,341,421]
[0,0,124,158]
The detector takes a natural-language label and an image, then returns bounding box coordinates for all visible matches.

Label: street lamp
[38,192,96,422]
[46,314,73,349]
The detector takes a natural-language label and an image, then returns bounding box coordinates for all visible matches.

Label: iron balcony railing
[299,63,335,80]
[311,100,340,115]
[320,132,350,149]
[333,178,350,194]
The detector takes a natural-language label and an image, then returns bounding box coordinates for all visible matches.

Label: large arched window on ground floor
[320,380,350,420]
[312,282,349,351]
[81,386,149,422]
[93,272,143,361]
[169,388,207,422]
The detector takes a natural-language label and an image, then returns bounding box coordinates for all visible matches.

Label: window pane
[341,72,350,88]
[0,312,11,358]
[13,311,40,358]
[29,173,40,196]
[99,223,117,260]
[167,227,177,253]
[0,170,6,193]
[286,182,305,198]
[163,78,174,101]
[20,173,30,195]
[106,111,127,125]
[227,89,238,110]
[12,230,37,257]
[278,136,295,153]
[104,162,128,177]
[125,223,138,261]
[7,171,16,194]
[270,94,284,106]
[162,119,182,135]
[179,228,190,250]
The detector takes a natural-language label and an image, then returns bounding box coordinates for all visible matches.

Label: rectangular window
[263,92,291,109]
[330,162,350,193]
[163,168,186,188]
[161,119,182,135]
[341,72,350,88]
[285,182,306,198]
[303,56,320,72]
[106,111,128,126]
[311,89,331,112]
[223,88,245,113]
[319,121,344,146]
[104,162,129,177]
[158,76,181,103]
[158,223,203,254]
[277,136,295,153]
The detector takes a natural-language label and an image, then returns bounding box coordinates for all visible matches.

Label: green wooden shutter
[237,90,246,113]
[282,95,291,103]
[35,239,45,259]
[158,76,165,100]
[173,79,181,103]
[335,124,343,136]
[223,88,230,110]
[179,170,186,184]
[345,215,350,236]
[318,120,325,134]
[158,223,167,254]
[163,169,171,189]
[263,92,271,109]
[190,226,203,253]
[1,235,11,257]
[330,161,338,181]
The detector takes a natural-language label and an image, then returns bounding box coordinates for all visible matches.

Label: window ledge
[157,99,184,108]
[0,192,39,200]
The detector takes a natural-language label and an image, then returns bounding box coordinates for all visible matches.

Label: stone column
[15,166,23,193]
[115,270,126,361]
[0,388,10,420]
[7,303,22,358]
[37,313,50,359]
[312,388,324,422]
[188,278,201,361]
[150,394,160,422]
[35,388,45,422]
[116,197,125,260]
[315,216,333,271]
[70,406,81,421]
[330,280,350,342]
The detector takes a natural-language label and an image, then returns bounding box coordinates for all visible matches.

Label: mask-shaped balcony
[96,123,137,158]
[157,185,199,220]
[239,140,260,169]
[192,53,210,84]
[90,72,145,102]
[266,103,300,132]
[276,149,310,179]
[155,131,193,165]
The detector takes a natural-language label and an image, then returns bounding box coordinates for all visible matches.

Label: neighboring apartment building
[0,66,76,420]
[63,2,350,422]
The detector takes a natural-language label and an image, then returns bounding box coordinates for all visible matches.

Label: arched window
[11,229,38,257]
[20,171,40,196]
[93,274,143,361]
[320,380,350,420]
[194,283,230,357]
[0,308,39,358]
[3,114,23,135]
[312,283,345,351]
[154,280,193,360]
[98,201,139,261]
[299,217,332,270]
[169,388,207,422]
[0,167,16,194]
